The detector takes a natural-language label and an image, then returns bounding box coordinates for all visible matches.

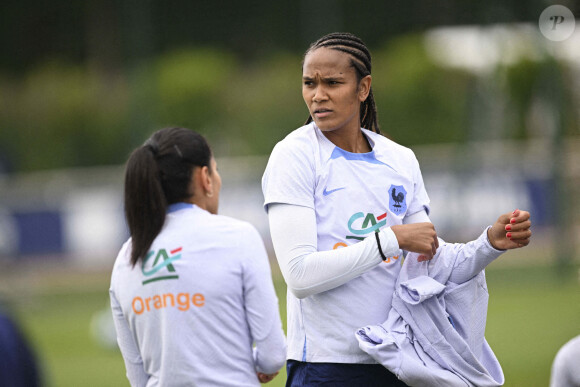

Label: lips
[314,108,332,118]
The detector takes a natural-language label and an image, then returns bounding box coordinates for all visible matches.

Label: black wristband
[375,230,388,261]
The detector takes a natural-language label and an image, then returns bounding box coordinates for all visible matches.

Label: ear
[199,166,213,196]
[358,75,372,102]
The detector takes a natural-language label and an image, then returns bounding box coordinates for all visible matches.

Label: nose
[312,85,327,102]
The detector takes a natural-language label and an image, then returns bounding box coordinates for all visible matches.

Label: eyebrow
[302,75,345,81]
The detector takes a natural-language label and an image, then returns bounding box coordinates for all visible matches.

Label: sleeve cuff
[378,227,401,258]
[483,225,506,254]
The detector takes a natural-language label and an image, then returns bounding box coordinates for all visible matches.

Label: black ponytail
[124,127,212,266]
[304,32,380,134]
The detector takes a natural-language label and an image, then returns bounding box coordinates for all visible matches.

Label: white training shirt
[262,123,430,363]
[110,203,286,387]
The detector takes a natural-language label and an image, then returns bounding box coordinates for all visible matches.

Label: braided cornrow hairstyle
[304,32,380,134]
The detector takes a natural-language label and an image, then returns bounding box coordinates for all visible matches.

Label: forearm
[403,211,504,283]
[110,292,149,387]
[241,228,287,374]
[253,323,287,374]
[444,227,504,283]
[268,203,399,298]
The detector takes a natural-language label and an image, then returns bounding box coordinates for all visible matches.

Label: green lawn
[485,264,580,386]
[6,262,579,387]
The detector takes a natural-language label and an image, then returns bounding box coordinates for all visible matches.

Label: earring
[206,192,213,198]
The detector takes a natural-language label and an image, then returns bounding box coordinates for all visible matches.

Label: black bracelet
[375,230,388,261]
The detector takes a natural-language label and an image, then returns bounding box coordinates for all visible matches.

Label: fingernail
[507,232,512,238]
[512,209,518,215]
[505,224,512,231]
[510,218,516,224]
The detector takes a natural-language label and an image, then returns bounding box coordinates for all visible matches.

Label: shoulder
[264,124,318,180]
[173,210,266,261]
[207,213,262,242]
[209,214,268,266]
[167,207,261,243]
[555,335,580,361]
[262,124,319,208]
[552,335,580,383]
[270,124,317,158]
[110,239,133,286]
[365,129,416,160]
[365,129,422,178]
[113,239,132,267]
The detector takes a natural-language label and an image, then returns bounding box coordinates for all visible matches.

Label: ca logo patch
[347,212,387,236]
[335,211,400,264]
[141,247,182,285]
[389,185,407,215]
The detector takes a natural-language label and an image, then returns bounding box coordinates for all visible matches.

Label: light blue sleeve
[240,224,287,374]
[417,228,503,285]
[445,228,504,284]
[404,211,504,284]
[110,289,149,387]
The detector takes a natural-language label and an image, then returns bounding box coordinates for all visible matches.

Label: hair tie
[144,138,159,156]
[375,230,388,261]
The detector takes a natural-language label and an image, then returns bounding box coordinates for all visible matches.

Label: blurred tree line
[0,0,550,72]
[0,0,577,172]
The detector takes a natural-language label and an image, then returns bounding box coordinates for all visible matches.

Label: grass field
[2,260,579,387]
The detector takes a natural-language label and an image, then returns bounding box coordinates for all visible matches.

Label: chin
[313,120,338,132]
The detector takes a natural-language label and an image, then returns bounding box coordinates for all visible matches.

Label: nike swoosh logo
[323,187,346,196]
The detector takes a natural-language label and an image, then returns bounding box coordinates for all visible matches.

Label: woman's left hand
[488,209,532,250]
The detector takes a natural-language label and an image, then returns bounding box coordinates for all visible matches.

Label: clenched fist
[391,222,439,261]
[488,209,532,250]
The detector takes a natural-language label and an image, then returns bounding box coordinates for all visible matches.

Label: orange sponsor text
[132,292,205,315]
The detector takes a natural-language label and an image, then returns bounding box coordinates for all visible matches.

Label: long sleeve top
[110,203,286,386]
[356,228,505,386]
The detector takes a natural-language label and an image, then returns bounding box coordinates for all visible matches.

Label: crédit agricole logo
[132,247,206,316]
[141,247,182,285]
[333,211,400,263]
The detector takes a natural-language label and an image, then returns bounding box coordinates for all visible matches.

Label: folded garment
[356,230,505,387]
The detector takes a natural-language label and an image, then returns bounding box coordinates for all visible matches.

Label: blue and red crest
[388,185,407,215]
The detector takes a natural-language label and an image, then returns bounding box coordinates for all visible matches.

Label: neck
[190,197,207,212]
[322,127,371,153]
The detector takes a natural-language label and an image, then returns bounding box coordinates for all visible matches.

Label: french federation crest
[388,185,407,215]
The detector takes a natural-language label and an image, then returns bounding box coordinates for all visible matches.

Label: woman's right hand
[257,371,279,384]
[391,222,438,261]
